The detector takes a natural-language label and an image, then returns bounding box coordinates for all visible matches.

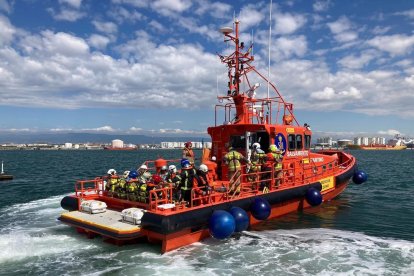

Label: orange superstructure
[59,20,363,253]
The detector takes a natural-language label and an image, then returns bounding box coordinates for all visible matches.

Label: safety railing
[75,178,103,197]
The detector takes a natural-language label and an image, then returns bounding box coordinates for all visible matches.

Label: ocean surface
[0,149,413,275]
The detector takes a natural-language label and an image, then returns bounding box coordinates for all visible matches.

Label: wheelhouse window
[288,134,296,150]
[305,135,311,149]
[230,135,246,149]
[296,134,303,150]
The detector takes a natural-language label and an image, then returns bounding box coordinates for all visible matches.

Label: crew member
[262,144,283,190]
[105,169,118,194]
[159,165,168,181]
[249,143,266,184]
[223,145,249,192]
[165,165,182,201]
[137,164,152,184]
[180,158,197,204]
[182,142,195,165]
[195,164,212,203]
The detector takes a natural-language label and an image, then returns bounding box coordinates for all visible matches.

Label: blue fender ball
[209,210,235,240]
[250,198,271,220]
[353,170,368,184]
[305,187,323,206]
[229,207,250,232]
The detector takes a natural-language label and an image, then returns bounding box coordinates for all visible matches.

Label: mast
[267,0,272,100]
[218,19,299,126]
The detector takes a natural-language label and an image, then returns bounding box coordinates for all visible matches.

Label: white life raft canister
[121,208,146,225]
[80,200,107,214]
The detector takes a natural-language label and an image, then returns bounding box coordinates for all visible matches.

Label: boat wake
[0,196,413,275]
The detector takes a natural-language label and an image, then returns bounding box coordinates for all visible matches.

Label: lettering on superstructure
[286,151,309,157]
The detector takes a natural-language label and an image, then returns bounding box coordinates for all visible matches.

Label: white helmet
[252,142,261,149]
[199,164,208,173]
[139,164,148,170]
[168,165,177,173]
[161,165,168,171]
[123,170,130,178]
[107,169,116,175]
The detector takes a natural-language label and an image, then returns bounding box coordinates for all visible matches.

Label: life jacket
[265,152,282,170]
[117,178,126,191]
[183,148,195,163]
[250,150,266,172]
[180,168,197,190]
[105,176,119,191]
[166,173,181,188]
[126,181,138,193]
[224,150,243,171]
[138,183,148,203]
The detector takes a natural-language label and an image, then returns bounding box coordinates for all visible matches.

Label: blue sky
[0,0,413,139]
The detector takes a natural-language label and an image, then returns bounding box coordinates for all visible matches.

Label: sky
[0,0,413,139]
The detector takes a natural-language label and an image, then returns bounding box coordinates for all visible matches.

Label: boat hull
[59,161,355,252]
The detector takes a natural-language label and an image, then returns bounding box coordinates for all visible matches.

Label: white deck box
[80,200,107,214]
[121,208,145,225]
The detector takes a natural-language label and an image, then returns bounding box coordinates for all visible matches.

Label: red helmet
[185,141,192,147]
[152,175,163,184]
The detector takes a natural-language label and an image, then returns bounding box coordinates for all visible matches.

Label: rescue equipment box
[121,208,145,225]
[80,200,107,214]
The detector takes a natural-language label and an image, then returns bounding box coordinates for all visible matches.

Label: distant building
[316,137,333,147]
[64,143,72,149]
[160,141,211,149]
[337,139,352,147]
[111,139,124,148]
[353,136,386,146]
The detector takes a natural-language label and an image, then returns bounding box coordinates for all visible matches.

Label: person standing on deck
[223,145,249,191]
[262,144,283,190]
[182,142,195,165]
[165,165,182,201]
[180,159,197,204]
[249,143,266,183]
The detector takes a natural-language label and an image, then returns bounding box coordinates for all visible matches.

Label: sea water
[0,150,413,275]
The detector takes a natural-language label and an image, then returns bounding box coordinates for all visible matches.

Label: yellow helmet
[269,144,278,153]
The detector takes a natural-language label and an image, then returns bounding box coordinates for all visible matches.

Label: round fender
[352,170,368,184]
[60,196,79,211]
[229,207,249,232]
[250,198,271,220]
[305,187,322,206]
[209,210,235,240]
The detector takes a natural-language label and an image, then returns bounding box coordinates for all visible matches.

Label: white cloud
[151,0,191,16]
[238,5,265,31]
[88,34,110,49]
[111,0,150,8]
[274,13,307,35]
[327,16,358,42]
[59,0,82,9]
[148,20,164,32]
[310,86,362,101]
[109,6,144,23]
[0,15,15,46]
[313,0,331,12]
[0,0,11,13]
[338,51,377,69]
[92,20,118,34]
[371,26,391,35]
[394,9,414,19]
[52,8,86,22]
[378,129,401,136]
[271,35,307,60]
[82,126,116,132]
[405,75,414,86]
[367,34,414,56]
[129,127,143,132]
